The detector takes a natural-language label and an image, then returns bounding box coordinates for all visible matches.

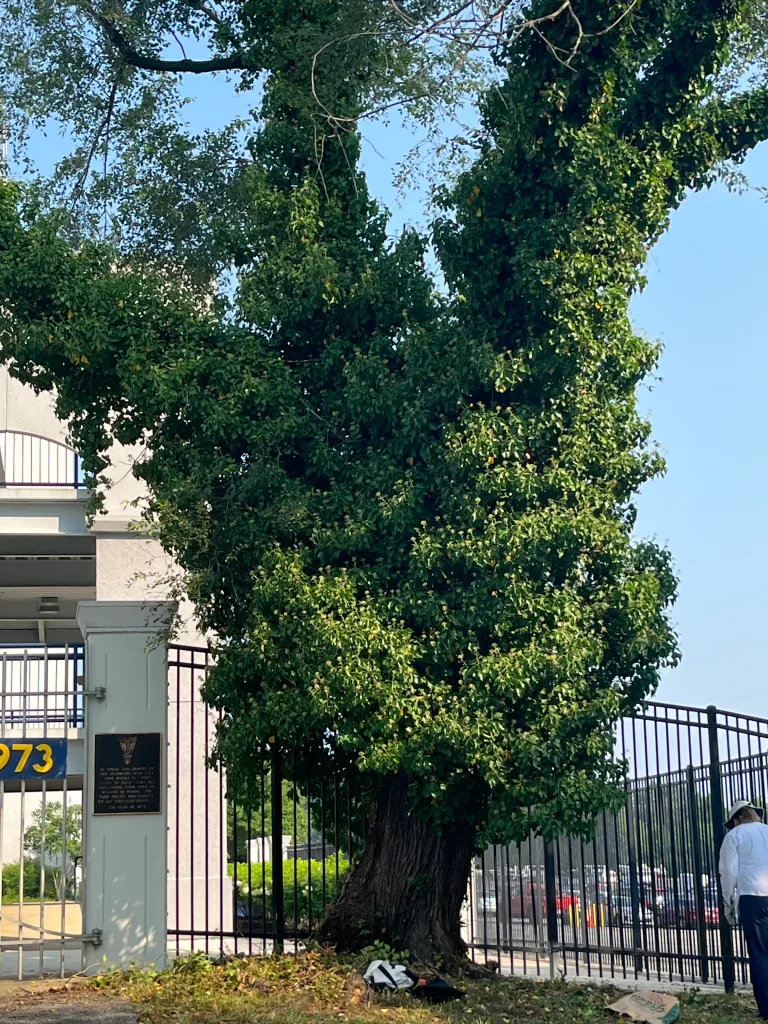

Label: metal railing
[470,703,768,989]
[0,646,85,729]
[0,643,86,981]
[167,644,362,958]
[164,645,768,991]
[0,431,83,488]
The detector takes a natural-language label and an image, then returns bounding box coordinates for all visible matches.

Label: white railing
[0,431,83,488]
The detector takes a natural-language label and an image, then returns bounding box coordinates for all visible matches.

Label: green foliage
[91,951,759,1024]
[358,940,411,966]
[227,782,310,862]
[23,801,82,901]
[92,949,355,1016]
[0,860,59,904]
[3,2,768,923]
[0,0,482,283]
[23,800,82,862]
[230,855,349,926]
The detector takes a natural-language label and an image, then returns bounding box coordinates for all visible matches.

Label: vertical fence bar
[271,742,285,954]
[707,706,735,993]
[189,663,195,953]
[333,762,340,906]
[174,658,181,959]
[554,839,568,977]
[544,841,558,979]
[625,785,643,978]
[601,813,616,979]
[256,778,262,954]
[320,766,327,916]
[17,649,30,979]
[218,703,225,959]
[502,846,513,971]
[0,652,6,979]
[687,764,709,984]
[492,844,501,965]
[203,655,210,956]
[532,836,542,976]
[293,756,299,948]
[306,759,313,940]
[467,858,476,964]
[480,847,488,964]
[38,648,49,979]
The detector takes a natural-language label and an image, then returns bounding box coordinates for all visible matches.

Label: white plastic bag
[363,960,414,991]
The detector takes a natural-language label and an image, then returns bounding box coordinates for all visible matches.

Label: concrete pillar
[77,600,175,972]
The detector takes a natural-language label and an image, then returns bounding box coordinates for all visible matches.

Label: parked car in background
[652,887,720,928]
[610,894,653,927]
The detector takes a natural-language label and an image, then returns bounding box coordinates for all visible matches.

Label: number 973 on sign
[0,739,67,780]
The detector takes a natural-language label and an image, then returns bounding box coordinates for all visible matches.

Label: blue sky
[631,145,768,715]
[19,72,768,718]
[368,125,768,717]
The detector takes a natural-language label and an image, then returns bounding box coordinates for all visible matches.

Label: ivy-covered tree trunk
[320,775,475,965]
[5,0,768,970]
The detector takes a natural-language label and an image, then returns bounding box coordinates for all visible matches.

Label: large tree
[24,802,83,902]
[1,0,767,964]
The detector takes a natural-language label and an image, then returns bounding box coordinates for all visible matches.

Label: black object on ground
[409,977,466,1003]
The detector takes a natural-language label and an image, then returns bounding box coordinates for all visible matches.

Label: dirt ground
[0,980,137,1024]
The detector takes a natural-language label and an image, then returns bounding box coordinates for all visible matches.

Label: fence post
[271,739,285,954]
[624,790,644,977]
[707,706,735,994]
[544,841,559,978]
[687,764,709,985]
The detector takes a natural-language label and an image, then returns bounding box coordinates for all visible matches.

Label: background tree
[2,0,768,965]
[227,781,309,862]
[23,802,83,902]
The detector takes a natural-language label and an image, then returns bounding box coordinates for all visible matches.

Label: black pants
[740,896,768,1018]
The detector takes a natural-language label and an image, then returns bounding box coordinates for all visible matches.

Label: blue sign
[0,738,67,780]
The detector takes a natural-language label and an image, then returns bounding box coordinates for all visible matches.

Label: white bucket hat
[725,799,765,830]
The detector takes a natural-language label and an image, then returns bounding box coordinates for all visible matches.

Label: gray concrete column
[77,600,175,972]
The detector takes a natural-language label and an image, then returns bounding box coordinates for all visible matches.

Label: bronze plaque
[93,733,162,815]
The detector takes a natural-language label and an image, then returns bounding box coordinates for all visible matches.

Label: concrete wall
[1,376,233,940]
[1,370,67,440]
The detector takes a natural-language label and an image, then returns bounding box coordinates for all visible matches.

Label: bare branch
[170,29,189,61]
[85,3,245,73]
[186,0,225,26]
[310,1,641,130]
[70,77,118,207]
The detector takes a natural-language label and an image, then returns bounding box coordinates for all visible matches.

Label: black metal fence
[472,704,768,988]
[167,644,367,959]
[167,645,768,990]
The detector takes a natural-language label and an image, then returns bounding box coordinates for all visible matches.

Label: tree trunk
[319,774,475,969]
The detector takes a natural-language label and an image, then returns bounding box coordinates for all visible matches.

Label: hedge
[230,855,349,926]
[1,861,59,904]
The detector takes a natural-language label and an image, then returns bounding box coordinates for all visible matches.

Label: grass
[91,951,762,1024]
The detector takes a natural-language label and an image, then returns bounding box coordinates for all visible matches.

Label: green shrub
[1,860,58,904]
[229,856,349,926]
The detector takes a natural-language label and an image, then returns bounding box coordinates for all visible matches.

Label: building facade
[0,368,231,940]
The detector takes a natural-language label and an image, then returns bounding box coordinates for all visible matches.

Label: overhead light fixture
[38,596,60,616]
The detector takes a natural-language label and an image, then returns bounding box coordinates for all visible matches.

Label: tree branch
[656,86,768,198]
[186,0,225,26]
[70,77,118,206]
[621,0,744,135]
[695,87,768,166]
[89,6,245,73]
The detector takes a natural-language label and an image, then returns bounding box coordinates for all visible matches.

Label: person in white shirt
[719,799,768,1019]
